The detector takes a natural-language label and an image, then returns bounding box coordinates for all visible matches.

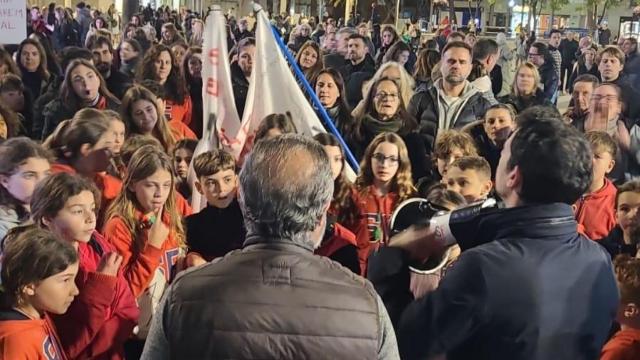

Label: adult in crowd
[567,46,599,93]
[139,44,192,126]
[599,21,612,46]
[340,34,376,109]
[408,41,491,152]
[16,38,54,104]
[314,68,354,137]
[622,37,640,81]
[295,41,324,85]
[368,108,619,359]
[498,62,552,113]
[375,24,400,67]
[87,36,132,99]
[559,31,579,93]
[323,27,356,70]
[75,2,92,45]
[52,6,78,51]
[413,49,440,91]
[141,135,399,359]
[546,30,562,83]
[231,37,255,119]
[598,46,640,122]
[470,39,500,105]
[564,74,600,132]
[119,38,143,79]
[527,42,559,103]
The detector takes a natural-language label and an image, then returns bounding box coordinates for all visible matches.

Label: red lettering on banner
[206,77,218,97]
[208,48,219,66]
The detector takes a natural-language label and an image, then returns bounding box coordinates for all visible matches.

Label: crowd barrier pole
[270,25,360,173]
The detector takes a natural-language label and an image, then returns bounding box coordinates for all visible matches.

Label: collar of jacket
[477,203,578,245]
[243,235,316,253]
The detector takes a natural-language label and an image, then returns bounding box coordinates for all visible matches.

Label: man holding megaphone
[368,107,620,360]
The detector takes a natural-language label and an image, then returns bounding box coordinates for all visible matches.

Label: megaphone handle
[429,212,456,250]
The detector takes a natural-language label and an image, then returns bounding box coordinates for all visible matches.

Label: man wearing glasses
[527,42,559,103]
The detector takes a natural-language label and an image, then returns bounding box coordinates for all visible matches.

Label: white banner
[0,0,27,45]
[189,6,241,211]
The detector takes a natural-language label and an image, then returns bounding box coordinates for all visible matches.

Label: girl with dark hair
[182,47,203,137]
[139,45,193,128]
[0,138,52,241]
[0,226,78,359]
[314,69,354,138]
[382,40,412,72]
[253,112,297,143]
[413,49,440,90]
[39,59,120,140]
[30,173,139,359]
[313,133,359,274]
[375,24,400,67]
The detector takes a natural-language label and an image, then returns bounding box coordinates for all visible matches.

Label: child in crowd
[464,103,516,177]
[48,109,121,226]
[0,226,79,359]
[418,129,478,196]
[600,180,640,258]
[601,255,640,359]
[136,80,197,141]
[112,134,163,180]
[173,139,198,200]
[0,137,51,241]
[343,132,414,276]
[410,183,466,299]
[0,74,29,136]
[103,145,187,355]
[30,173,139,359]
[254,112,298,143]
[103,110,126,157]
[574,131,617,240]
[186,149,245,265]
[314,133,359,274]
[443,156,493,203]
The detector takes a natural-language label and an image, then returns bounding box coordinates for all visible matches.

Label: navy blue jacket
[368,203,619,360]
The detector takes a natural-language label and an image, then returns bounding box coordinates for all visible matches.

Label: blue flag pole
[270,26,360,173]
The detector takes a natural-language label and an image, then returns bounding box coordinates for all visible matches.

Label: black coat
[598,226,637,259]
[340,55,376,109]
[104,70,133,100]
[368,203,619,360]
[40,96,120,140]
[407,84,491,152]
[538,61,559,102]
[464,121,501,178]
[230,62,249,119]
[497,89,553,114]
[567,61,600,93]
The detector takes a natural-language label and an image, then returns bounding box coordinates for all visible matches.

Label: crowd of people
[0,1,640,359]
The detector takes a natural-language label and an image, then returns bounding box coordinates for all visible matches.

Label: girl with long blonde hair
[103,146,188,347]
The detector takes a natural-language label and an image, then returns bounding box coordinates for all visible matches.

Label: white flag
[189,6,241,211]
[234,6,327,159]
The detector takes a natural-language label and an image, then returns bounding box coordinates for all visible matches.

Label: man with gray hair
[141,134,399,359]
[324,27,357,69]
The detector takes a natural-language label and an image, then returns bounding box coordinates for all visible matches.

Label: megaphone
[389,197,501,273]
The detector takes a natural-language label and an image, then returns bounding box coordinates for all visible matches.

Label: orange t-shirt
[164,97,192,126]
[601,327,640,360]
[169,119,197,141]
[0,313,67,360]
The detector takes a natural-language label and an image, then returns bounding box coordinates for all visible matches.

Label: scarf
[362,114,403,136]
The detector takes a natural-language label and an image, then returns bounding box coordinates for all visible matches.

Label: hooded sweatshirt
[435,79,480,131]
[0,310,67,359]
[574,178,617,240]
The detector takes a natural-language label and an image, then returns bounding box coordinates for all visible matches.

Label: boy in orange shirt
[574,131,617,240]
[601,255,640,359]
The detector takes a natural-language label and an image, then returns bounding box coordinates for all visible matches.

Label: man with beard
[339,33,376,108]
[87,36,132,99]
[323,27,356,70]
[408,41,491,151]
[599,180,640,258]
[368,108,619,359]
[563,74,600,132]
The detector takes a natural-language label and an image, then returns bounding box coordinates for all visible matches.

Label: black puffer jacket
[40,95,120,140]
[497,88,553,114]
[407,82,491,152]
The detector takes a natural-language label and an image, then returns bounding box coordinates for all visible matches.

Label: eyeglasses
[374,92,399,100]
[372,153,399,165]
